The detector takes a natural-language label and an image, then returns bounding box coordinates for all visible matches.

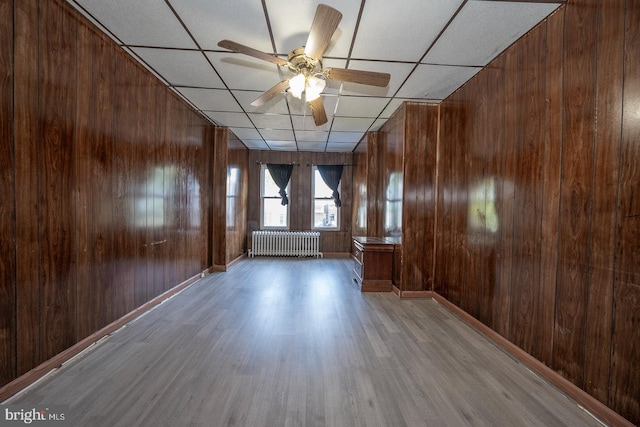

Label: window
[261,165,289,228]
[312,166,339,229]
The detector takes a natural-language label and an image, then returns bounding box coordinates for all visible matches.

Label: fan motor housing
[287,47,323,76]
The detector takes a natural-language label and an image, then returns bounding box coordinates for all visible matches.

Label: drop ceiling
[66,0,563,152]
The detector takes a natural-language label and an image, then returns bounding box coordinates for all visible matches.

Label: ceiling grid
[66,0,563,152]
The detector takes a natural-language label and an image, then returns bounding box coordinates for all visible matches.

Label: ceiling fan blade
[304,4,342,59]
[218,39,288,66]
[325,68,391,87]
[251,80,290,107]
[308,97,328,126]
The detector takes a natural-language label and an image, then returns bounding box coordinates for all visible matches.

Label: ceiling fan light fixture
[306,75,326,101]
[289,74,306,99]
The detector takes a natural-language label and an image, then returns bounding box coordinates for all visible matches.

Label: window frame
[260,164,290,229]
[311,165,340,231]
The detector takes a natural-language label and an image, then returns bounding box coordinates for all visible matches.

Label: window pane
[263,198,288,227]
[313,170,333,198]
[262,168,283,197]
[313,200,338,228]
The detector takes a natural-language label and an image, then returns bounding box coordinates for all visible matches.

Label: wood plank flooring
[6,258,603,426]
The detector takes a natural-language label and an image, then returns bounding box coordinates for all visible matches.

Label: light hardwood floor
[7,258,603,426]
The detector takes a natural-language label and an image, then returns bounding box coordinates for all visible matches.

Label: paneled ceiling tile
[70,0,196,48]
[298,142,328,152]
[267,141,298,151]
[205,112,253,128]
[351,0,465,61]
[335,96,390,118]
[396,64,482,100]
[331,117,375,132]
[424,1,560,66]
[339,61,415,97]
[295,130,329,143]
[265,0,361,58]
[260,129,295,141]
[291,114,332,132]
[230,128,263,140]
[328,131,364,144]
[171,0,273,52]
[233,90,290,115]
[242,140,270,149]
[207,52,283,91]
[326,142,357,152]
[176,88,242,112]
[131,48,224,88]
[248,113,293,130]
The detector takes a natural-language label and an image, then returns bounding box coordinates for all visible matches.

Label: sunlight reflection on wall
[467,177,499,234]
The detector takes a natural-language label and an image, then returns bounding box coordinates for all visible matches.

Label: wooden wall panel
[38,0,78,361]
[401,104,438,292]
[226,134,249,264]
[75,20,93,341]
[553,0,598,387]
[14,0,41,376]
[610,0,640,420]
[3,0,218,390]
[366,133,382,238]
[112,56,138,321]
[351,139,368,237]
[510,25,546,360]
[0,0,15,387]
[380,108,403,242]
[213,127,228,268]
[583,0,623,403]
[434,0,639,422]
[434,103,454,300]
[537,8,563,368]
[87,30,117,333]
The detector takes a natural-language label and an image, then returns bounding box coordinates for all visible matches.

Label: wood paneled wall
[213,128,249,269]
[226,135,250,264]
[0,0,15,388]
[1,0,217,388]
[435,1,639,423]
[372,103,439,293]
[248,150,353,253]
[352,132,382,238]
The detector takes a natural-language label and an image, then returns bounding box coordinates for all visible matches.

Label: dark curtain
[317,165,343,207]
[266,163,294,205]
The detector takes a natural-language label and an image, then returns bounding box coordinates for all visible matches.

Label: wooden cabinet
[352,236,396,292]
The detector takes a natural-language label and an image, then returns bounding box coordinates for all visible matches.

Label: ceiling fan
[217,3,391,126]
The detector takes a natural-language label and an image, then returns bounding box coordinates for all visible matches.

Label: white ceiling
[66,0,562,152]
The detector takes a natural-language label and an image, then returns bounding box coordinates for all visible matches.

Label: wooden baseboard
[396,290,433,299]
[431,293,633,427]
[227,253,247,269]
[0,271,204,403]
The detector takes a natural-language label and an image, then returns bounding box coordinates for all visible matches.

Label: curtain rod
[255,161,299,166]
[254,161,353,166]
[306,163,353,166]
